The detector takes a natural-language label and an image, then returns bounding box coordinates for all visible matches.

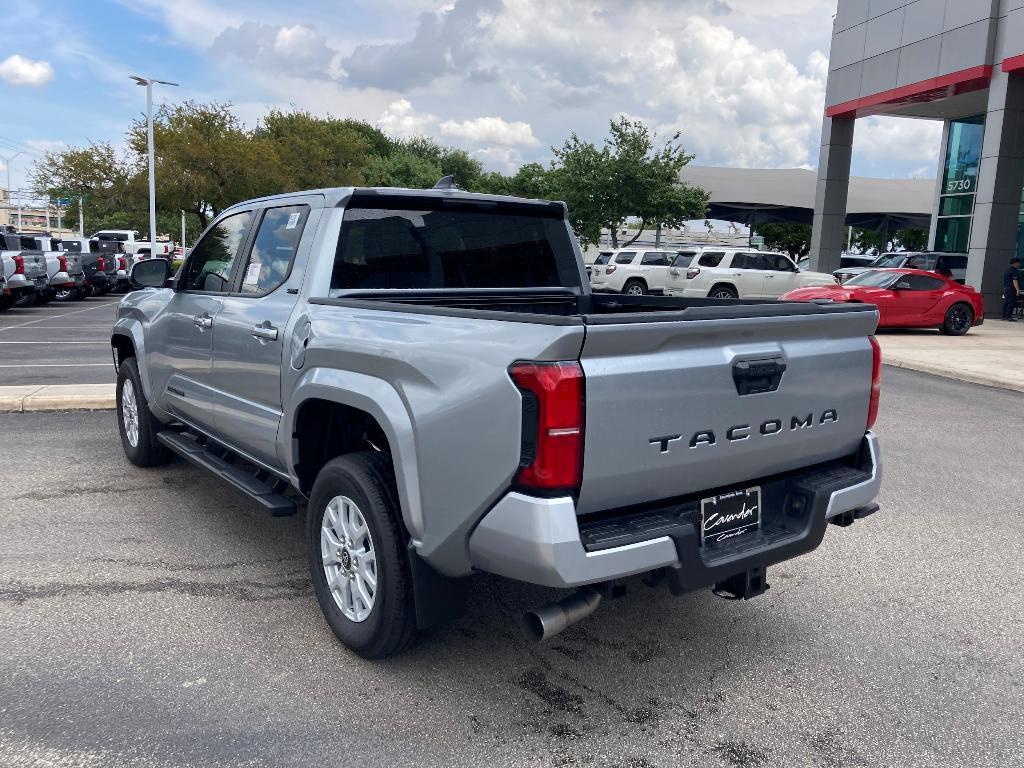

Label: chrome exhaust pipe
[523,587,603,642]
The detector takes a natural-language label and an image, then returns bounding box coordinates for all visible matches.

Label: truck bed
[315,288,877,324]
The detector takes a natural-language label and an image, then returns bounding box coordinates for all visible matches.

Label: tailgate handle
[732,358,786,396]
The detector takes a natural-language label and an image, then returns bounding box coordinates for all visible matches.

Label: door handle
[193,313,213,330]
[251,322,279,343]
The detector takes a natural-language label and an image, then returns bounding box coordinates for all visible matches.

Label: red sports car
[780,269,985,336]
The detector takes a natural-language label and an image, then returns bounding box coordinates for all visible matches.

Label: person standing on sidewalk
[1003,258,1021,321]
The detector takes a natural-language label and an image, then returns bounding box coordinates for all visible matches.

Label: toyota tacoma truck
[112,185,883,658]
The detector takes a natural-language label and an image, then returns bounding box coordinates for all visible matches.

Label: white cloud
[472,146,524,173]
[377,99,438,139]
[440,116,540,147]
[0,54,54,87]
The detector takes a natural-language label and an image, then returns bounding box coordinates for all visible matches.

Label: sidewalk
[0,383,116,412]
[877,320,1024,393]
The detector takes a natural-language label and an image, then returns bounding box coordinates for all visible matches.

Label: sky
[0,0,945,197]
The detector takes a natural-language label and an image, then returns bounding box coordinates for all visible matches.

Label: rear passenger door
[640,251,670,291]
[730,253,766,298]
[209,200,321,468]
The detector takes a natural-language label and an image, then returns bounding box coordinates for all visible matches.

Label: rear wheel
[941,303,974,336]
[709,284,738,300]
[623,279,647,296]
[0,293,13,312]
[14,291,37,308]
[54,286,79,302]
[307,452,417,659]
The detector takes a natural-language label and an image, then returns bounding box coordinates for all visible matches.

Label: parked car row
[589,246,837,299]
[0,228,173,311]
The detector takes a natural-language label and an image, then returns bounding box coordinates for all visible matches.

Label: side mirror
[129,258,171,289]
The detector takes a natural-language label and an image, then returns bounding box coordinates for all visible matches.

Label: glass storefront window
[936,217,972,253]
[1017,183,1024,260]
[935,115,985,253]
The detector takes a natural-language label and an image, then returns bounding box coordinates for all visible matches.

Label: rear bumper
[468,432,881,589]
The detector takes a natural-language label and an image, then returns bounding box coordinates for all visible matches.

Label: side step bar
[156,431,297,517]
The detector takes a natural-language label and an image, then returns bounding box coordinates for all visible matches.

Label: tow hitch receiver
[713,566,770,600]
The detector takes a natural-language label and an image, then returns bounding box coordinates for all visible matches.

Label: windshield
[845,270,899,288]
[870,254,906,268]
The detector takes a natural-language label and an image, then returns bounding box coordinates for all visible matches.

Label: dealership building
[812,0,1024,310]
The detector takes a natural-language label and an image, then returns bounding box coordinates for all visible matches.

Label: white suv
[589,248,686,295]
[664,249,836,299]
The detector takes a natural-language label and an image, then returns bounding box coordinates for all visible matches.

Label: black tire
[116,357,171,467]
[37,292,53,305]
[0,293,12,312]
[14,291,37,308]
[940,302,974,336]
[54,286,80,302]
[307,452,417,659]
[708,284,738,300]
[622,279,647,296]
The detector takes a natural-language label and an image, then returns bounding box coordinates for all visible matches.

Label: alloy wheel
[121,379,140,448]
[321,495,378,622]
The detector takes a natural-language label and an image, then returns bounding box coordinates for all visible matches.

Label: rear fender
[285,367,422,541]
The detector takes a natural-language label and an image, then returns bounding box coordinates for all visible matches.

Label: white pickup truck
[90,229,174,261]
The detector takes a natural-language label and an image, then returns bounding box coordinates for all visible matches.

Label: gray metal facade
[812,1,1024,312]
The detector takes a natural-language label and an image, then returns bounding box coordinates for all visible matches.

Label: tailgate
[22,252,48,279]
[576,308,878,515]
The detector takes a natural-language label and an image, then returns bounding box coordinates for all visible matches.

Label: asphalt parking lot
[0,295,120,386]
[1,368,1022,768]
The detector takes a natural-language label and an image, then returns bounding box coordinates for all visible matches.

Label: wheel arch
[286,369,423,540]
[708,281,738,298]
[111,323,154,401]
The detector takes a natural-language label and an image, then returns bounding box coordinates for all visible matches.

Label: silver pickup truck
[112,186,883,658]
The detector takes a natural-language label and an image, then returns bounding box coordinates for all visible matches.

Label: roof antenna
[433,175,457,190]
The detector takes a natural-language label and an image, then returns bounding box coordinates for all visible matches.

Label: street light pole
[1,150,22,229]
[181,209,185,249]
[129,74,179,252]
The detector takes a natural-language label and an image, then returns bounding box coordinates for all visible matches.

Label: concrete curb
[0,384,116,413]
[883,358,1024,394]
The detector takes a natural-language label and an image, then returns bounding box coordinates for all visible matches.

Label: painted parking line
[0,300,121,330]
[0,363,111,368]
[0,341,109,345]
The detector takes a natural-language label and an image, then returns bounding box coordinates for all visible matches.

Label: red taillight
[686,267,700,279]
[118,256,127,271]
[97,256,106,271]
[867,336,881,430]
[57,254,68,272]
[605,265,617,275]
[12,255,24,274]
[509,361,585,493]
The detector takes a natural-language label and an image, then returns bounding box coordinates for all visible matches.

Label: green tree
[128,101,288,228]
[548,118,707,247]
[258,110,375,189]
[754,222,813,258]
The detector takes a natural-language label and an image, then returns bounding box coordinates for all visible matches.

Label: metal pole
[45,197,51,231]
[181,209,185,249]
[78,195,84,236]
[146,81,157,249]
[17,199,22,230]
[57,200,62,234]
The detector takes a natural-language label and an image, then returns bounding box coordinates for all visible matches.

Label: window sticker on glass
[244,262,262,286]
[286,213,301,229]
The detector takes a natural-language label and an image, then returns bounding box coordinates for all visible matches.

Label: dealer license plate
[700,487,761,545]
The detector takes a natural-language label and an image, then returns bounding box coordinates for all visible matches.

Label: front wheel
[116,357,170,467]
[307,452,417,659]
[940,303,974,336]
